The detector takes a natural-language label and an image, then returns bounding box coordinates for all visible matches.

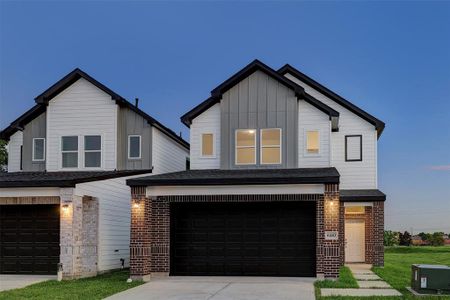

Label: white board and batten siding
[190,103,221,170]
[286,73,378,189]
[7,131,23,172]
[151,127,189,175]
[74,173,149,271]
[46,78,118,171]
[298,100,331,168]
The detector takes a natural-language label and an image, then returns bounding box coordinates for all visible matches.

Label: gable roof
[181,59,339,128]
[1,68,189,149]
[278,64,385,137]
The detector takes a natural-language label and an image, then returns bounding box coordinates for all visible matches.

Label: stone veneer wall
[129,186,347,279]
[60,188,99,279]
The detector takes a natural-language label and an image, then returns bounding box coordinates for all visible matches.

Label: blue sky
[1,1,449,233]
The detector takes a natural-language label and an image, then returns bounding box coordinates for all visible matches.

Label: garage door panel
[0,205,60,275]
[171,202,316,276]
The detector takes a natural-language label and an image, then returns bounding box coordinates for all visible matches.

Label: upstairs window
[261,128,281,164]
[84,135,102,168]
[128,135,141,159]
[306,130,320,154]
[235,129,256,165]
[345,135,362,161]
[62,136,78,168]
[32,138,45,161]
[201,133,214,157]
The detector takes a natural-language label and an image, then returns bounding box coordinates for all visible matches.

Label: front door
[345,219,365,263]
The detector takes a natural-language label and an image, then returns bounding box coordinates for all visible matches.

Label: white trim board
[0,187,61,197]
[147,184,324,197]
[344,202,373,207]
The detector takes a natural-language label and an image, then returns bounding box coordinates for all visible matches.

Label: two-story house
[126,60,386,280]
[0,69,189,279]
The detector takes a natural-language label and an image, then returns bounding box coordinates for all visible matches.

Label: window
[32,138,45,161]
[345,206,365,215]
[260,128,281,164]
[61,136,78,168]
[201,133,214,157]
[128,135,141,159]
[345,135,362,161]
[84,135,101,167]
[235,129,256,165]
[185,157,190,170]
[306,131,320,154]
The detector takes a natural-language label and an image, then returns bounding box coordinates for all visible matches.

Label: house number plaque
[324,231,339,240]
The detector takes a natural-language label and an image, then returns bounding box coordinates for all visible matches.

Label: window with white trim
[32,138,45,161]
[61,136,78,168]
[235,129,256,165]
[306,130,320,154]
[128,135,141,159]
[260,128,281,164]
[84,135,101,167]
[201,133,214,157]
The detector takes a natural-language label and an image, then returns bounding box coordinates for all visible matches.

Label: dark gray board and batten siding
[22,112,46,171]
[117,107,152,170]
[220,70,298,169]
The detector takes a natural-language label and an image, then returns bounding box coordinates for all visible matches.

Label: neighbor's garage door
[0,205,60,274]
[171,201,316,276]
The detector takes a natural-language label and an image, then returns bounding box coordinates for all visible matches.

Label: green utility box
[411,264,450,294]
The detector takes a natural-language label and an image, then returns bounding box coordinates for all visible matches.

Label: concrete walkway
[106,276,316,300]
[0,274,55,291]
[320,264,402,297]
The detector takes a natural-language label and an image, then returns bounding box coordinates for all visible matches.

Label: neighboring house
[411,235,426,246]
[126,60,386,279]
[0,69,189,279]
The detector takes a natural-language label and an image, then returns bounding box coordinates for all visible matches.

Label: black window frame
[345,135,363,162]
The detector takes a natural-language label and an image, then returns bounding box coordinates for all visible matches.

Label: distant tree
[0,139,7,172]
[429,232,445,246]
[384,230,400,246]
[399,231,412,246]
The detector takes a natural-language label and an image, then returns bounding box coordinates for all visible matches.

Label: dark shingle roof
[340,189,386,202]
[127,168,339,187]
[0,170,152,188]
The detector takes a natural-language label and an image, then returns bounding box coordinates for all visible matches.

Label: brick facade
[344,202,384,266]
[129,185,384,280]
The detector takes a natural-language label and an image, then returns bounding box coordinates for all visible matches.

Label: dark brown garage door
[0,205,60,274]
[171,201,316,277]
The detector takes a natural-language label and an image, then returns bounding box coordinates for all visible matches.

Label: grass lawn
[0,270,143,300]
[316,246,450,300]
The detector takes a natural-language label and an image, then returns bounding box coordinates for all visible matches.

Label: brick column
[60,189,98,279]
[318,184,343,278]
[150,197,170,276]
[365,206,374,264]
[372,201,384,266]
[130,186,151,281]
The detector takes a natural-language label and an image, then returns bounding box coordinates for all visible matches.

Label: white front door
[345,219,365,262]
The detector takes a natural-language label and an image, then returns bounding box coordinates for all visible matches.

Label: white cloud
[429,165,450,171]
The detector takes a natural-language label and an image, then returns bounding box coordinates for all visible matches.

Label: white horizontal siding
[285,73,377,189]
[152,127,189,175]
[0,187,60,197]
[74,174,150,272]
[190,104,221,170]
[298,100,331,168]
[7,131,23,172]
[46,78,118,171]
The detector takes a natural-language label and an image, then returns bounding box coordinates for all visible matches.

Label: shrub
[384,230,399,246]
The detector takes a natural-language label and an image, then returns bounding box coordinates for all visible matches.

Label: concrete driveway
[106,276,316,300]
[0,274,55,291]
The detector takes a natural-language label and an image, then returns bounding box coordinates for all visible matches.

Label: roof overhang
[278,64,385,138]
[0,170,153,188]
[340,189,386,202]
[127,167,340,187]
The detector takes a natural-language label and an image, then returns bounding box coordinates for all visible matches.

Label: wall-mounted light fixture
[62,204,69,212]
[133,200,140,209]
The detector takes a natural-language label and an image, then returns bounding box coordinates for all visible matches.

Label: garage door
[171,201,316,276]
[0,205,60,274]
